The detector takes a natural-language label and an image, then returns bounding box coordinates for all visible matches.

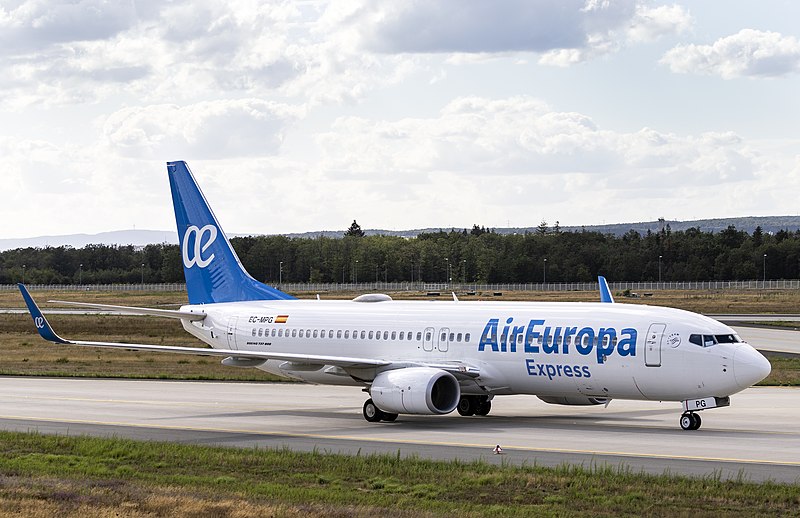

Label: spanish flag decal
[275,315,289,324]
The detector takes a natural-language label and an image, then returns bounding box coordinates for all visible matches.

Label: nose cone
[733,345,771,389]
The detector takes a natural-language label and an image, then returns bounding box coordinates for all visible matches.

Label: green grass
[0,431,798,517]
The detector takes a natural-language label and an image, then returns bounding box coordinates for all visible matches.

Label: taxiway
[0,378,798,483]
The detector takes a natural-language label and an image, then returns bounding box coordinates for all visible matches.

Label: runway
[0,377,798,483]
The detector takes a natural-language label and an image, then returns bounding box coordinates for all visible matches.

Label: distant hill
[0,230,178,252]
[284,216,800,239]
[4,216,800,251]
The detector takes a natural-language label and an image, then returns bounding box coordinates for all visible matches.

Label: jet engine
[371,367,460,415]
[537,396,609,406]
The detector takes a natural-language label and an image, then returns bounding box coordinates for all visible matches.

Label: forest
[1,224,798,286]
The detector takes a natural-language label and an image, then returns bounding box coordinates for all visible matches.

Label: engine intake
[371,367,460,415]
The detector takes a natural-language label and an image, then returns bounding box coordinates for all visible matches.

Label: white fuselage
[179,299,766,402]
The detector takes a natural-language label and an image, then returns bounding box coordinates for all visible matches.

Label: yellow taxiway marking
[1,413,799,468]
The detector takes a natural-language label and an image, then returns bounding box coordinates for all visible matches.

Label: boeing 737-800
[19,161,772,430]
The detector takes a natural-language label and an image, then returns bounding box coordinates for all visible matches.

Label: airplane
[19,160,772,430]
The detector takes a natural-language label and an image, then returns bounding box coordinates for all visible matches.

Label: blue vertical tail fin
[167,161,294,304]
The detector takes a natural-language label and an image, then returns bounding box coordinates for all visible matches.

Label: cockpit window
[689,333,742,347]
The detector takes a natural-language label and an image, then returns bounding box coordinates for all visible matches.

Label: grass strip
[0,431,798,517]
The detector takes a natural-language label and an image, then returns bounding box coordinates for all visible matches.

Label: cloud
[103,100,304,159]
[328,0,690,66]
[0,0,141,52]
[661,29,800,79]
[317,96,759,186]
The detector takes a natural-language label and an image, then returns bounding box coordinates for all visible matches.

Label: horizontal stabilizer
[49,300,206,321]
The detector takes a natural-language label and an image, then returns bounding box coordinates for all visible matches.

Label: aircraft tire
[457,396,476,416]
[680,412,700,430]
[363,399,384,422]
[475,400,491,416]
[382,412,399,422]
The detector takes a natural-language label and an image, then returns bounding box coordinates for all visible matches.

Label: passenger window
[391,331,397,340]
[292,329,297,338]
[399,331,404,340]
[344,330,350,339]
[298,329,304,338]
[417,332,422,341]
[426,332,432,341]
[376,331,381,340]
[361,330,366,339]
[278,329,283,337]
[337,330,342,339]
[441,332,446,341]
[456,333,462,342]
[408,332,413,340]
[271,329,276,337]
[368,331,373,339]
[382,331,388,340]
[321,330,326,338]
[329,329,334,338]
[465,333,471,342]
[449,332,454,342]
[313,330,318,338]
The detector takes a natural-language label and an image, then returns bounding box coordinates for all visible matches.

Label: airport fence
[3,279,800,293]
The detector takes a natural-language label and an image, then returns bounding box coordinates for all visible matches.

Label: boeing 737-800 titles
[19,161,772,430]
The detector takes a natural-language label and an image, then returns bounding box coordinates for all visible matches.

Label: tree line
[2,224,799,285]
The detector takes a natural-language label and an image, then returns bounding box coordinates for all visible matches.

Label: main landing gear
[680,412,702,431]
[456,395,492,417]
[363,399,398,423]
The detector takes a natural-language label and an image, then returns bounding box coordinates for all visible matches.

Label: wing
[18,284,389,370]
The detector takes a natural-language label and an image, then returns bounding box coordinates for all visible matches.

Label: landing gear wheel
[363,399,383,423]
[382,412,398,422]
[457,396,476,416]
[680,412,701,430]
[475,400,492,416]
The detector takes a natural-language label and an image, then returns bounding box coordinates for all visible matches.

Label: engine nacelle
[371,367,460,415]
[537,396,609,406]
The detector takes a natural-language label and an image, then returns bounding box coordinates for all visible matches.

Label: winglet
[598,276,614,303]
[18,284,70,344]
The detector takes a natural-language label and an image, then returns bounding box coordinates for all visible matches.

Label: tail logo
[183,224,218,268]
[35,316,45,329]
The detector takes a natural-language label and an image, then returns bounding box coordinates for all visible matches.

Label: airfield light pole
[355,260,359,285]
[658,255,662,284]
[543,258,547,286]
[22,265,26,284]
[376,265,379,284]
[141,263,144,285]
[79,264,83,286]
[763,254,767,285]
[462,259,466,285]
[279,261,283,287]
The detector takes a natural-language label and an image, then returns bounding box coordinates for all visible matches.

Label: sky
[2,0,799,239]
